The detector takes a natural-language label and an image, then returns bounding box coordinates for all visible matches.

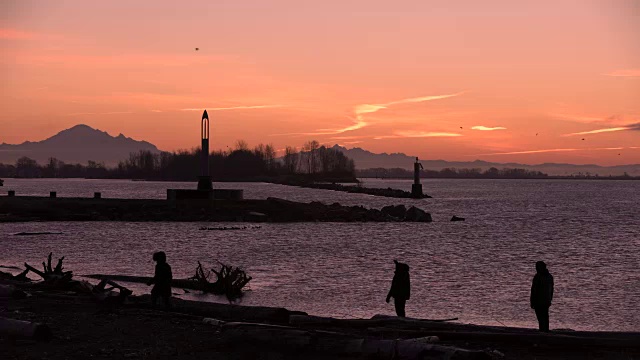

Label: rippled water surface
[1,178,639,331]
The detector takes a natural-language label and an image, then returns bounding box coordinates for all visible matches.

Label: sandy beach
[2,281,639,360]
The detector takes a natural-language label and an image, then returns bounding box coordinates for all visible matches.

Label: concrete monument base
[167,189,244,201]
[411,184,423,198]
[197,176,213,191]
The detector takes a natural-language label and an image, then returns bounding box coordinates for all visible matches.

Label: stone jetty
[277,181,432,199]
[0,195,432,223]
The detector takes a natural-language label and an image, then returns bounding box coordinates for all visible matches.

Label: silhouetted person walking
[386,260,410,317]
[530,261,554,332]
[148,251,172,309]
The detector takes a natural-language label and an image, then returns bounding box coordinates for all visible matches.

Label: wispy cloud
[67,111,133,116]
[329,135,368,140]
[563,123,640,136]
[374,131,462,140]
[471,126,507,131]
[551,113,607,124]
[476,147,631,156]
[303,92,465,136]
[0,28,36,40]
[603,69,640,77]
[384,93,465,107]
[551,113,637,126]
[13,53,229,68]
[181,105,282,111]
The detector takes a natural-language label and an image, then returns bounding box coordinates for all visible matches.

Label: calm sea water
[1,178,639,331]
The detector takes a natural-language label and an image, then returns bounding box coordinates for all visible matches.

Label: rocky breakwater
[275,180,432,199]
[380,204,433,222]
[263,198,432,222]
[0,195,433,223]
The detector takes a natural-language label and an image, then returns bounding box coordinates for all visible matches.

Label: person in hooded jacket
[147,251,173,309]
[530,260,554,332]
[386,260,411,317]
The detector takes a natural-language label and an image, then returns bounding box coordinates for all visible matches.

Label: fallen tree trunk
[86,274,219,291]
[88,261,252,301]
[0,317,52,341]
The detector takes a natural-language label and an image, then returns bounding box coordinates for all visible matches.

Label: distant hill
[331,145,640,177]
[0,125,160,166]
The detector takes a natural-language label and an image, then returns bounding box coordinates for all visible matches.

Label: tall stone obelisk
[197,109,213,191]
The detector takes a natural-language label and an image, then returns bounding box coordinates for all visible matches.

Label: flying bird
[582,138,585,140]
[195,47,199,51]
[459,127,463,129]
[536,133,538,136]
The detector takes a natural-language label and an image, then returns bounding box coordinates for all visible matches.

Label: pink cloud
[374,131,462,140]
[603,69,640,77]
[471,126,507,131]
[10,52,231,68]
[563,123,640,136]
[298,92,465,136]
[0,28,36,40]
[181,105,282,111]
[476,147,631,156]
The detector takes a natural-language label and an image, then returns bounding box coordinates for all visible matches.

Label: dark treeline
[357,167,639,179]
[358,167,549,179]
[0,140,356,181]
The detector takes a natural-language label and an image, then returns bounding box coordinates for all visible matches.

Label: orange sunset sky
[1,0,639,165]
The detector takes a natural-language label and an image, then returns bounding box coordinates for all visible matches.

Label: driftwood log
[289,314,459,329]
[0,284,27,299]
[220,321,490,359]
[0,317,52,341]
[87,261,252,301]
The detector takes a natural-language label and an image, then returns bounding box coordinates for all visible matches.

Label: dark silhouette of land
[2,124,639,178]
[0,140,356,182]
[333,145,640,177]
[357,167,640,180]
[0,124,159,166]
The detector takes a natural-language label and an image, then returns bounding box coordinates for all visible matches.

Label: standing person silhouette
[386,260,411,317]
[530,261,554,332]
[147,251,172,309]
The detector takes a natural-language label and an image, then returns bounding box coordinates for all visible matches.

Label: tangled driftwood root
[190,261,252,301]
[21,252,74,288]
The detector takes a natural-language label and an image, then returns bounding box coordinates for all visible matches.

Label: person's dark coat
[530,265,554,308]
[151,262,172,297]
[387,261,411,301]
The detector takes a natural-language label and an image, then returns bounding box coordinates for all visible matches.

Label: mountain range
[1,125,637,176]
[0,125,159,166]
[331,145,640,177]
